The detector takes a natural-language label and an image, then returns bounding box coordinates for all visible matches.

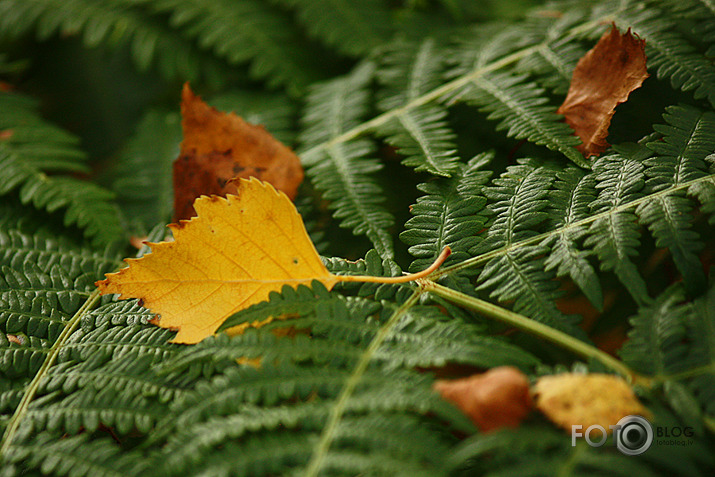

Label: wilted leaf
[98,178,450,344]
[434,367,532,432]
[557,25,648,158]
[533,373,651,432]
[173,84,304,221]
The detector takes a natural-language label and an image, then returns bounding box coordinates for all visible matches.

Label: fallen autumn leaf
[533,373,651,433]
[434,366,533,432]
[557,25,648,158]
[173,84,304,221]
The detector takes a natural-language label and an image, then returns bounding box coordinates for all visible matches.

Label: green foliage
[0,90,124,247]
[1,0,715,475]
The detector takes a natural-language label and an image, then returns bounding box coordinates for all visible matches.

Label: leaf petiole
[337,246,452,284]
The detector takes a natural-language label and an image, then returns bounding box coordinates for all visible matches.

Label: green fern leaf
[542,166,602,308]
[515,11,587,94]
[637,105,714,294]
[619,283,689,377]
[145,0,323,93]
[475,162,583,335]
[300,62,395,258]
[274,0,393,56]
[0,0,225,83]
[621,278,714,416]
[0,91,124,247]
[446,71,586,167]
[375,38,461,176]
[687,280,715,415]
[112,109,181,235]
[324,250,402,299]
[400,153,492,273]
[620,4,715,107]
[2,432,147,477]
[584,152,650,306]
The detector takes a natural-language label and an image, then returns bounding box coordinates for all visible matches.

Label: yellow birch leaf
[98,178,338,343]
[97,178,449,344]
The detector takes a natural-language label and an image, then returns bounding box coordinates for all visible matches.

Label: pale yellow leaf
[533,373,651,433]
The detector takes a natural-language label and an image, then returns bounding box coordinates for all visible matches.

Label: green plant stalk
[302,289,422,477]
[0,288,103,459]
[420,280,645,384]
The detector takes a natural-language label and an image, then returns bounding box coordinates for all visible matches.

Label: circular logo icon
[615,415,653,456]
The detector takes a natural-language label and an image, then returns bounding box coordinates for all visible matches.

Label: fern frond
[2,432,147,477]
[447,424,663,477]
[687,280,715,415]
[0,332,48,378]
[664,0,715,52]
[0,91,123,247]
[584,152,650,305]
[376,38,461,176]
[400,153,492,273]
[542,166,602,308]
[300,62,395,258]
[474,161,582,335]
[112,109,181,236]
[621,276,714,420]
[0,0,225,83]
[145,0,322,93]
[446,71,586,167]
[0,228,119,348]
[153,359,465,476]
[273,0,393,57]
[620,3,715,107]
[619,283,689,377]
[636,105,714,293]
[515,11,587,94]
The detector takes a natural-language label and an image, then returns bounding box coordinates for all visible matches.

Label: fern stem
[338,246,451,284]
[433,173,715,278]
[0,288,102,459]
[653,363,715,384]
[302,289,422,477]
[420,280,644,383]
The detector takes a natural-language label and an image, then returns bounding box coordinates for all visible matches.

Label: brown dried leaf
[557,25,648,158]
[434,367,533,432]
[173,84,304,221]
[533,373,651,433]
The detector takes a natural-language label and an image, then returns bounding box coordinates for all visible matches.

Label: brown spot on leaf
[173,84,304,221]
[7,334,21,345]
[557,25,649,158]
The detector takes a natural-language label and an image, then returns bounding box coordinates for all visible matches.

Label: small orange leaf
[558,25,648,158]
[533,373,651,433]
[97,178,451,344]
[434,367,532,432]
[173,84,303,221]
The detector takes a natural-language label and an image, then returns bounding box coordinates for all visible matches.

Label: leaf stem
[338,246,451,284]
[0,288,102,459]
[303,289,422,477]
[420,280,645,384]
